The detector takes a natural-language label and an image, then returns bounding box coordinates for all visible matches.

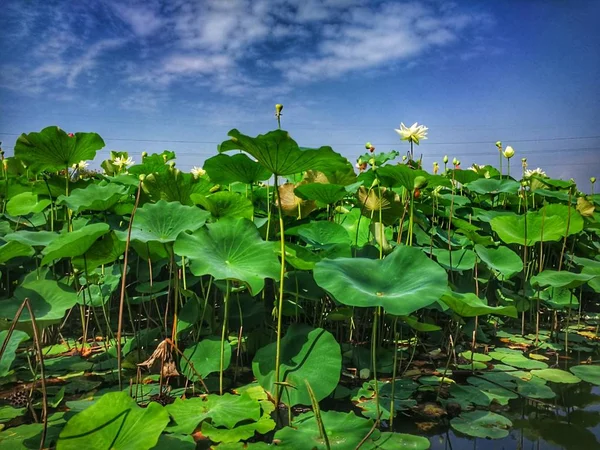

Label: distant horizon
[1,0,598,189]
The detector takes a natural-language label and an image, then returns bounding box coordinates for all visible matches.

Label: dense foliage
[0,124,599,449]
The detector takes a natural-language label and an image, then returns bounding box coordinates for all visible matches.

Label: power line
[1,132,600,147]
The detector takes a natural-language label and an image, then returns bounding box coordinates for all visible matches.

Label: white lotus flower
[191,166,206,178]
[72,160,89,169]
[113,156,134,168]
[394,122,428,145]
[524,168,547,178]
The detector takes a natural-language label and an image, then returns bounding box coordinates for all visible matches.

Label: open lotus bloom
[395,122,428,144]
[191,166,206,177]
[113,156,134,168]
[524,168,547,178]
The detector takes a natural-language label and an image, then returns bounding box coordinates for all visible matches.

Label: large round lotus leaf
[431,248,476,271]
[490,212,565,246]
[474,244,522,280]
[0,280,78,325]
[0,241,34,264]
[152,434,196,450]
[252,325,341,406]
[6,192,51,216]
[313,246,447,316]
[191,191,253,220]
[14,126,104,173]
[123,200,210,244]
[181,336,231,380]
[543,204,584,235]
[0,415,64,449]
[375,164,429,191]
[126,151,174,175]
[340,208,372,246]
[218,129,350,176]
[569,365,600,385]
[56,391,169,450]
[203,153,272,184]
[201,415,276,444]
[531,368,581,384]
[364,432,430,450]
[0,330,29,377]
[500,355,548,370]
[294,183,348,205]
[274,410,374,449]
[291,221,351,248]
[142,168,214,205]
[451,411,512,439]
[516,380,556,399]
[58,183,129,212]
[465,178,520,195]
[440,290,518,318]
[166,393,261,435]
[40,223,110,266]
[72,232,126,271]
[4,230,58,247]
[174,218,279,295]
[530,270,596,290]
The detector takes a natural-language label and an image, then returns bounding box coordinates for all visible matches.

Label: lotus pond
[0,123,599,450]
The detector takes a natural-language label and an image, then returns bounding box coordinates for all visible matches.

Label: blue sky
[0,0,598,189]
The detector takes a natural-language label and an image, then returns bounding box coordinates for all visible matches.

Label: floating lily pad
[181,336,231,380]
[451,410,512,439]
[531,368,581,384]
[569,365,600,385]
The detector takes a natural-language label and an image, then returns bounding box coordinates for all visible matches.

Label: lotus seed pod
[414,175,428,190]
[591,177,596,184]
[495,141,502,148]
[142,151,148,159]
[365,142,372,149]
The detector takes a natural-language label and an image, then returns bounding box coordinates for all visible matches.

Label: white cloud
[109,3,165,37]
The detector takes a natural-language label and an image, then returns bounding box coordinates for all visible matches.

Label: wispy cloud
[0,0,496,108]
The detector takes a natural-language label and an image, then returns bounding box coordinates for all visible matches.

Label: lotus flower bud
[495,141,502,149]
[138,174,146,182]
[413,175,428,190]
[402,155,407,161]
[365,142,372,149]
[443,155,448,164]
[503,146,515,159]
[169,161,176,168]
[68,132,75,138]
[452,157,458,166]
[591,177,597,184]
[142,151,148,159]
[275,104,283,115]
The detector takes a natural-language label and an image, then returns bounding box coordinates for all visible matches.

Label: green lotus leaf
[294,183,348,205]
[339,207,372,247]
[500,355,548,370]
[531,270,596,289]
[516,380,556,399]
[41,223,110,265]
[127,151,175,176]
[569,365,600,385]
[191,191,253,220]
[449,384,491,409]
[6,192,51,216]
[203,153,272,184]
[465,178,520,195]
[313,246,447,315]
[181,336,231,380]
[14,126,104,173]
[376,165,429,191]
[120,200,210,244]
[431,248,476,271]
[451,411,512,439]
[56,391,169,450]
[474,244,522,280]
[219,129,350,176]
[290,221,351,248]
[142,167,214,205]
[252,325,341,406]
[539,287,579,310]
[448,169,481,185]
[58,183,129,212]
[174,218,279,295]
[166,393,261,434]
[543,203,584,235]
[0,406,26,424]
[152,434,196,450]
[364,432,431,450]
[201,415,276,444]
[0,330,30,377]
[460,351,492,362]
[0,413,64,449]
[440,290,518,318]
[0,280,78,324]
[0,241,35,264]
[3,230,58,247]
[531,368,581,384]
[274,410,374,449]
[72,232,126,271]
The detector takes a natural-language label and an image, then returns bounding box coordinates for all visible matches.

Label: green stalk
[389,317,399,428]
[371,307,381,423]
[274,175,287,405]
[220,279,231,395]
